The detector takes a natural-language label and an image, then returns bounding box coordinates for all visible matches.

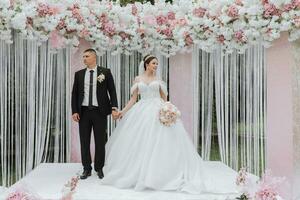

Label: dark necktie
[88,70,94,109]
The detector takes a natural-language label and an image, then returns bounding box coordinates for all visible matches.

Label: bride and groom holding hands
[71,48,238,194]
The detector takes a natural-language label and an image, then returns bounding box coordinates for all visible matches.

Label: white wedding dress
[101,80,238,195]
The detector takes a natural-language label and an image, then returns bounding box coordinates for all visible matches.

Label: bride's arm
[160,89,167,102]
[120,89,138,117]
[159,80,168,102]
[119,77,140,118]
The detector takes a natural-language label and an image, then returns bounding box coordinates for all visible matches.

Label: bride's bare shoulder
[133,76,142,84]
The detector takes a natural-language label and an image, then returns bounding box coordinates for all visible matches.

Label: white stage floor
[2,162,244,200]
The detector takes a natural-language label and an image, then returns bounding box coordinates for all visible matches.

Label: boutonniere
[97,73,105,83]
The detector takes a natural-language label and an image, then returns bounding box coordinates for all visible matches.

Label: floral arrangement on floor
[159,101,181,126]
[1,0,300,56]
[236,167,286,200]
[4,176,79,200]
[5,183,41,200]
[61,176,80,200]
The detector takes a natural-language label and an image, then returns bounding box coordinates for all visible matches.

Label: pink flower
[263,3,281,18]
[283,3,295,11]
[178,18,187,26]
[294,16,300,27]
[235,0,243,6]
[72,9,84,23]
[292,0,300,8]
[49,30,65,49]
[255,187,277,200]
[234,30,247,43]
[80,28,90,37]
[184,32,193,46]
[132,4,138,16]
[193,7,206,17]
[56,19,66,30]
[6,191,28,200]
[137,28,145,37]
[162,28,173,37]
[143,15,157,26]
[156,15,168,26]
[167,11,176,20]
[119,32,129,40]
[103,22,115,36]
[26,17,33,27]
[99,13,108,24]
[227,5,239,18]
[217,35,225,44]
[254,170,285,200]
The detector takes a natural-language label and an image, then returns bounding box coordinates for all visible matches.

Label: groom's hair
[143,55,157,70]
[84,48,97,56]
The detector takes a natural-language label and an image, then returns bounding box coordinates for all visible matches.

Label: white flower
[97,74,105,83]
[11,13,27,30]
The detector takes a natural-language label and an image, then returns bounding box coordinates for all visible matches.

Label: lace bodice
[130,80,168,100]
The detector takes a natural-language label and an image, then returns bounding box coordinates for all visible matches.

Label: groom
[72,48,119,179]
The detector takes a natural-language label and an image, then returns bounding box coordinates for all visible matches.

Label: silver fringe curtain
[0,33,72,186]
[192,45,266,176]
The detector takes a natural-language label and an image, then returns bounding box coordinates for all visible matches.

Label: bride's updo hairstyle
[143,55,157,70]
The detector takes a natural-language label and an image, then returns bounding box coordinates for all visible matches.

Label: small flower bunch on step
[61,176,79,200]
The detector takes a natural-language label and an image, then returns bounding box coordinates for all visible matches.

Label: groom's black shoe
[80,170,91,180]
[97,170,104,179]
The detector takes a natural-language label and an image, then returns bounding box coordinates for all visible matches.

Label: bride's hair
[143,55,157,70]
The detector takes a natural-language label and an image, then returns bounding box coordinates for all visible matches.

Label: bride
[101,55,238,194]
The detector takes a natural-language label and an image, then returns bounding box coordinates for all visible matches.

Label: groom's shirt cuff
[112,107,118,111]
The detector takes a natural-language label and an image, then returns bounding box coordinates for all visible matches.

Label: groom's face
[83,52,96,67]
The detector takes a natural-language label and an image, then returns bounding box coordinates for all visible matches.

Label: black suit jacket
[71,66,118,116]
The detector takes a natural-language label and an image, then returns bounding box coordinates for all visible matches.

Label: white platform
[3,162,243,200]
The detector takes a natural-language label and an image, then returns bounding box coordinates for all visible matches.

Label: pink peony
[234,30,247,43]
[255,187,277,200]
[72,9,84,23]
[294,16,300,27]
[80,28,90,37]
[217,35,225,44]
[178,18,187,26]
[119,32,129,40]
[137,28,145,37]
[292,0,300,8]
[143,15,157,26]
[162,28,173,37]
[167,11,176,20]
[283,3,295,11]
[99,13,108,24]
[193,7,206,17]
[156,15,168,25]
[235,0,243,6]
[103,22,115,36]
[263,3,281,18]
[227,5,239,18]
[56,19,66,30]
[132,4,138,16]
[184,32,193,46]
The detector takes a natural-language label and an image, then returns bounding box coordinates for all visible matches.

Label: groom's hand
[112,110,119,120]
[72,113,80,122]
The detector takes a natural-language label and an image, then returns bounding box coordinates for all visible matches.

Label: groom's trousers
[79,106,107,172]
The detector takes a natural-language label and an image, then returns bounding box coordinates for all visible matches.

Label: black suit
[72,66,118,172]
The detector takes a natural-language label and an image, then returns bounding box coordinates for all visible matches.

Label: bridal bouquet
[159,102,181,126]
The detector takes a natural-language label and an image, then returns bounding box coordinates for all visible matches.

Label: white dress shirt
[82,66,99,107]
